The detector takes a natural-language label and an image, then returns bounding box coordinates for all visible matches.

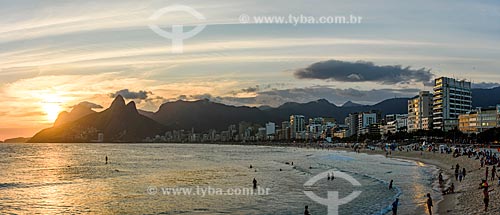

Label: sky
[1,0,500,140]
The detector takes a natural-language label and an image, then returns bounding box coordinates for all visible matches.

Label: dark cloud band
[110,89,150,100]
[294,59,434,86]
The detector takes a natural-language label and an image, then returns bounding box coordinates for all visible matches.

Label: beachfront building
[459,105,500,134]
[381,114,408,135]
[265,122,276,135]
[408,91,433,132]
[358,111,380,136]
[345,113,359,137]
[280,121,291,140]
[433,77,472,131]
[290,115,305,140]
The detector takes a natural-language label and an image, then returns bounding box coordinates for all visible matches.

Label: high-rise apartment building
[408,91,433,132]
[290,115,305,139]
[433,77,472,131]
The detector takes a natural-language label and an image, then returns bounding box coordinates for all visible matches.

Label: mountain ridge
[29,95,166,143]
[29,87,500,141]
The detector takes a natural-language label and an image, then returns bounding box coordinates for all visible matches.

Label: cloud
[177,95,188,100]
[472,82,500,89]
[72,101,103,109]
[110,89,150,100]
[294,59,434,86]
[241,86,259,93]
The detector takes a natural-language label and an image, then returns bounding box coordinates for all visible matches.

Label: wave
[314,163,402,215]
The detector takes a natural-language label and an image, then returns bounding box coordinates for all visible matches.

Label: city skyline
[2,0,500,140]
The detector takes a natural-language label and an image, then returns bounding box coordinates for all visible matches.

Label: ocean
[0,143,440,214]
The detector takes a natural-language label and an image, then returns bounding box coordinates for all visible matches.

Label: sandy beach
[362,148,500,215]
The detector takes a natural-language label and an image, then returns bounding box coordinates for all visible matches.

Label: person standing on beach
[491,166,496,181]
[392,198,399,215]
[438,173,444,186]
[389,180,393,190]
[482,187,494,212]
[253,178,257,189]
[426,193,433,215]
[105,155,108,165]
[462,168,466,180]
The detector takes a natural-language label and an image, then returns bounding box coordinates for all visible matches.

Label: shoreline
[361,150,456,215]
[361,149,498,215]
[5,142,496,214]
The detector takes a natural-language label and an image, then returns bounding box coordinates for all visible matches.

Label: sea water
[0,143,439,214]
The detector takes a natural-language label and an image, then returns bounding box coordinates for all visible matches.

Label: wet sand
[362,149,499,215]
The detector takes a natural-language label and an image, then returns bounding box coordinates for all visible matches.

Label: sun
[42,102,62,122]
[41,94,63,122]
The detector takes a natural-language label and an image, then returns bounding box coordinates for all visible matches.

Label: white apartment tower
[433,77,472,131]
[290,115,305,139]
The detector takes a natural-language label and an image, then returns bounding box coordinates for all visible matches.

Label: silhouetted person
[253,178,257,189]
[304,205,310,215]
[389,180,394,189]
[486,167,489,180]
[491,166,496,181]
[426,193,433,215]
[483,187,494,211]
[392,198,399,215]
[438,172,444,185]
[105,155,108,165]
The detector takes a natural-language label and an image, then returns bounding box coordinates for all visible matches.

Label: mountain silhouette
[29,95,166,143]
[151,99,266,131]
[29,87,500,142]
[472,87,500,108]
[54,103,96,127]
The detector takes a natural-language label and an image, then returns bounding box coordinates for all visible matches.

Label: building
[408,91,433,132]
[345,113,359,137]
[345,111,381,137]
[381,114,408,135]
[290,115,305,139]
[459,105,500,134]
[265,122,276,136]
[433,77,472,131]
[281,121,291,140]
[357,111,380,136]
[358,112,378,129]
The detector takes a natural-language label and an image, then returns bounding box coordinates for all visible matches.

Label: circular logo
[303,170,362,215]
[148,5,206,53]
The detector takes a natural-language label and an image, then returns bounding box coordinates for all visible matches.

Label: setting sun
[40,94,63,122]
[42,102,62,122]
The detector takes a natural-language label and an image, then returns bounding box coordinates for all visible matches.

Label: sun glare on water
[41,95,63,122]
